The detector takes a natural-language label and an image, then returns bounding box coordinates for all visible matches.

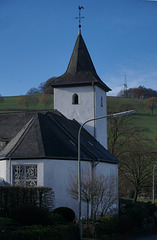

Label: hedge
[0,225,79,240]
[0,186,54,217]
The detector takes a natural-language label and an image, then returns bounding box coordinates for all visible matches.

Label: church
[0,25,119,217]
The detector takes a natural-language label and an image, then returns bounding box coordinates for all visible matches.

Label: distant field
[134,114,157,140]
[107,96,157,141]
[107,96,157,115]
[0,95,53,111]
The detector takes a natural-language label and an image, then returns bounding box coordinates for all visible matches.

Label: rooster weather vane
[75,6,84,30]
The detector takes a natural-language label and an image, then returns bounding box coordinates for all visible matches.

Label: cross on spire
[75,6,84,31]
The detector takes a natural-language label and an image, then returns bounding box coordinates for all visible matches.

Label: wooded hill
[0,95,157,142]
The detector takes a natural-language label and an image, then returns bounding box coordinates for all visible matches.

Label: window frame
[13,164,38,187]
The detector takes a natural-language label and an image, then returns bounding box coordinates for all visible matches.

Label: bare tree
[145,97,157,115]
[117,86,157,99]
[24,95,39,108]
[26,87,40,95]
[107,115,137,158]
[17,95,25,107]
[67,171,118,220]
[119,133,156,202]
[92,174,118,217]
[43,78,55,94]
[17,95,39,108]
[68,170,92,221]
[40,94,52,108]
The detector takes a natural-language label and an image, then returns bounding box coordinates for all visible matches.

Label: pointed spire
[66,32,97,75]
[50,28,111,92]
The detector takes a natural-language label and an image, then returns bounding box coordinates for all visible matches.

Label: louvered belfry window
[13,165,37,186]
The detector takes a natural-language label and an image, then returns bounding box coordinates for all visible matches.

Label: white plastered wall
[0,160,7,180]
[95,86,107,149]
[43,159,118,217]
[44,159,92,218]
[54,85,107,149]
[95,162,119,213]
[54,86,95,137]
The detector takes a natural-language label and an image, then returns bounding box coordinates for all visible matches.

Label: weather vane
[75,6,84,30]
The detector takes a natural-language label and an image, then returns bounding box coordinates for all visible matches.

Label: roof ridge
[33,113,46,157]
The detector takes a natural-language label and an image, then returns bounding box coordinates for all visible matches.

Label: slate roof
[49,32,111,92]
[0,111,118,164]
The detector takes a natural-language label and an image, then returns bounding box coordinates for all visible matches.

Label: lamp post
[78,110,136,240]
[153,165,157,204]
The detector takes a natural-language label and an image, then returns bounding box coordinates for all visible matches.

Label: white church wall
[54,86,95,136]
[96,162,119,213]
[95,86,107,149]
[54,86,108,149]
[44,159,92,218]
[0,160,7,180]
[44,159,118,218]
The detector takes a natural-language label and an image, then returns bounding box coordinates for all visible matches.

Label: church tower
[50,27,111,149]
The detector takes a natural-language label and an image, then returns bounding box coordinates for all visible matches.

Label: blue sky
[0,0,157,96]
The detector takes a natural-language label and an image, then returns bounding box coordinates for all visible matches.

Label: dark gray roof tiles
[50,33,111,92]
[0,111,118,164]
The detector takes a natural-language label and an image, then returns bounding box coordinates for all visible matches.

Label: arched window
[72,93,79,104]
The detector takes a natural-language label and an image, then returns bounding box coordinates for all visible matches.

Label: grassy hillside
[107,96,157,115]
[0,95,53,112]
[107,96,157,141]
[134,114,157,140]
[0,95,157,141]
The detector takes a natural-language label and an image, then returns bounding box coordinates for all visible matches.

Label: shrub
[12,206,51,226]
[53,207,75,223]
[95,216,119,237]
[50,213,65,225]
[119,206,144,233]
[0,224,79,240]
[119,199,157,233]
[0,186,54,217]
[82,224,95,238]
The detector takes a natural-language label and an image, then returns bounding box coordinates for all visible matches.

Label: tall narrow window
[101,96,103,107]
[72,93,79,104]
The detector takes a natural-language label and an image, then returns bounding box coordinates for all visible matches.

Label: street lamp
[78,110,136,240]
[153,165,157,204]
